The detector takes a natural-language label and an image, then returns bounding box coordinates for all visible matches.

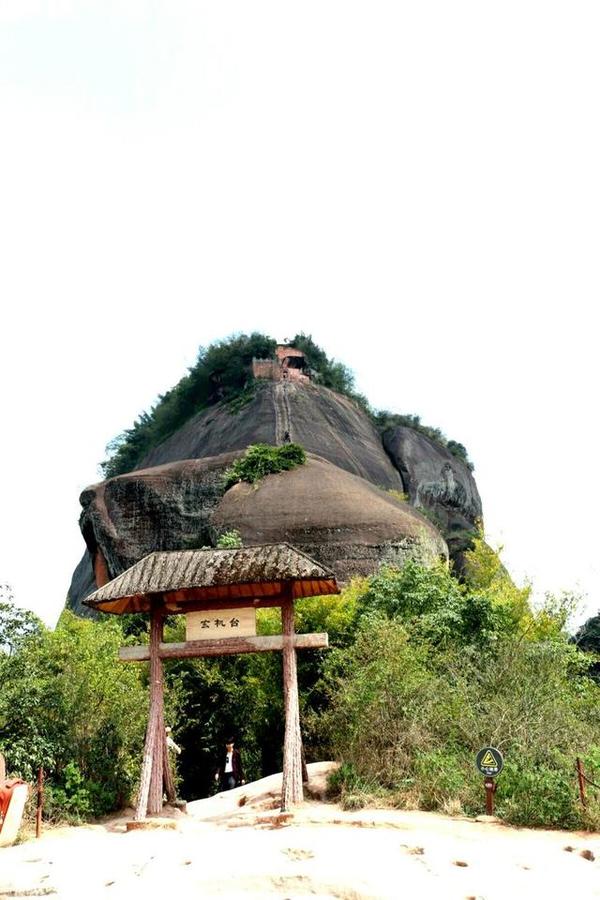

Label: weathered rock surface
[383,426,482,562]
[74,454,239,613]
[67,453,447,613]
[67,550,97,618]
[66,380,482,613]
[213,455,447,579]
[138,381,403,492]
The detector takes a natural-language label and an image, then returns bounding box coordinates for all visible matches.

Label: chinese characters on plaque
[186,607,257,641]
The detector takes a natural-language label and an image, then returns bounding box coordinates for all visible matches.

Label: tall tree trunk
[281,598,303,811]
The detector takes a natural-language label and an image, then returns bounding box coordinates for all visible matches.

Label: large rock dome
[213,455,447,579]
[67,375,480,614]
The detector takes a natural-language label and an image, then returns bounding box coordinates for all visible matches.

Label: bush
[223,443,306,489]
[318,613,600,828]
[0,608,148,819]
[355,560,517,649]
[496,757,583,829]
[216,530,243,549]
[102,333,277,477]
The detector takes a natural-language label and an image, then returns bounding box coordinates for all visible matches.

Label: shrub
[318,615,600,828]
[216,530,243,549]
[0,609,148,819]
[102,333,277,477]
[496,757,583,829]
[223,443,306,489]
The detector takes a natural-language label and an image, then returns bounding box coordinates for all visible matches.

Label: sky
[0,1,598,628]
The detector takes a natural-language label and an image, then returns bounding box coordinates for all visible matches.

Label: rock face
[138,382,403,491]
[213,455,447,579]
[383,426,482,564]
[71,455,237,616]
[69,452,446,616]
[66,380,482,613]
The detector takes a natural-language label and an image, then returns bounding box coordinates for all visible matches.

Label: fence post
[36,768,44,838]
[576,757,587,809]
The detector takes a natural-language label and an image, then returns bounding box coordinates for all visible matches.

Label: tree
[0,585,43,656]
[0,611,147,817]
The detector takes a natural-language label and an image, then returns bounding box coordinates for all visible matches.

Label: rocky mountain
[67,379,482,615]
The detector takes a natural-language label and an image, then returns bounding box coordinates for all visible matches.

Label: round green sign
[476,746,504,777]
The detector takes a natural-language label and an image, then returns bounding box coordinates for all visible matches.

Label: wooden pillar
[135,604,165,820]
[281,597,303,811]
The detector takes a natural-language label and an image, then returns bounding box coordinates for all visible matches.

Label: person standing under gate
[215,738,244,791]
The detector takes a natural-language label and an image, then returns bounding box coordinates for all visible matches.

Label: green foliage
[355,560,515,649]
[387,489,409,503]
[328,763,387,810]
[223,443,306,489]
[290,334,354,393]
[102,333,277,477]
[3,547,596,830]
[100,329,473,478]
[162,629,284,800]
[45,761,93,820]
[0,586,43,655]
[318,610,600,827]
[0,610,147,820]
[461,536,532,636]
[496,758,583,829]
[291,333,372,413]
[215,529,243,549]
[374,410,474,469]
[225,382,259,414]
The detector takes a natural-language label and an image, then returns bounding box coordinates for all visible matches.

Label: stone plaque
[186,607,257,641]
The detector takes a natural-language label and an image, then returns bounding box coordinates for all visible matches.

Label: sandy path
[1,763,599,899]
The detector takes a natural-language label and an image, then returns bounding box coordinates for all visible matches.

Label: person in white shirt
[165,726,181,755]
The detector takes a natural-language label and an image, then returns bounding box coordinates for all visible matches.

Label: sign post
[475,747,504,816]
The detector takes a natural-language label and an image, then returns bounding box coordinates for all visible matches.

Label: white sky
[0,1,598,627]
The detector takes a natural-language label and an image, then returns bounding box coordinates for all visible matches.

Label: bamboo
[281,598,303,811]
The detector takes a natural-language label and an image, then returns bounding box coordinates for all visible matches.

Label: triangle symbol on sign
[481,751,496,767]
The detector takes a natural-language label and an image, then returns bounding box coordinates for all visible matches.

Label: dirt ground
[1,763,599,899]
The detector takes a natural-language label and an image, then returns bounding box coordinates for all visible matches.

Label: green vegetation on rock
[215,529,244,549]
[102,333,277,478]
[101,332,472,478]
[374,411,473,469]
[223,443,306,489]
